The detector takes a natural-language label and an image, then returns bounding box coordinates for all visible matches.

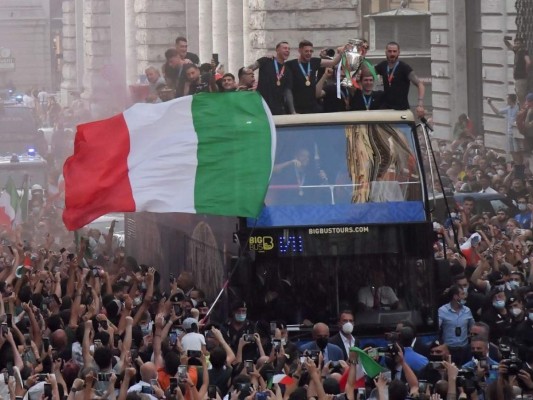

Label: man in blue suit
[299,322,344,362]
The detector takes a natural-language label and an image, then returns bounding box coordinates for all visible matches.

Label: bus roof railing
[272,109,416,127]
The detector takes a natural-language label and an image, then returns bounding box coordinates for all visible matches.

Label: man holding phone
[181,318,207,355]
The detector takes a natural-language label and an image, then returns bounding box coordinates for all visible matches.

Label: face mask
[459,299,467,305]
[472,351,485,360]
[342,322,354,334]
[493,300,506,309]
[281,338,287,346]
[511,307,522,317]
[519,204,527,211]
[497,169,505,176]
[316,337,328,350]
[191,299,198,307]
[235,313,246,322]
[463,285,469,294]
[141,321,152,336]
[509,280,520,289]
[496,284,505,291]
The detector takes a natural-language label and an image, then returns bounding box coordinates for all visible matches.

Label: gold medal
[305,80,311,87]
[276,80,281,86]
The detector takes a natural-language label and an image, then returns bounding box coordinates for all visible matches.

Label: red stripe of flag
[62,113,135,231]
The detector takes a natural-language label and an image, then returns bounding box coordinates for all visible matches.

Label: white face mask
[511,307,522,317]
[519,204,527,211]
[342,322,354,334]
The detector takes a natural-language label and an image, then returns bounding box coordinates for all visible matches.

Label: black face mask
[316,337,328,350]
[472,351,485,360]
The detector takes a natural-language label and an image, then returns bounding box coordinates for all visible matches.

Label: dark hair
[175,36,188,44]
[448,284,463,301]
[164,351,181,375]
[386,41,401,50]
[93,346,114,369]
[183,64,199,73]
[210,346,227,369]
[469,334,488,345]
[322,378,340,395]
[223,73,235,80]
[165,48,179,60]
[299,40,313,48]
[275,41,289,50]
[463,196,475,204]
[508,94,517,103]
[389,379,408,400]
[238,67,248,79]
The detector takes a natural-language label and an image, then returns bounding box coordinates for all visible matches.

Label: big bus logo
[249,236,274,252]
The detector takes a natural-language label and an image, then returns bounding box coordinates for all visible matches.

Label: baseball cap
[182,317,198,331]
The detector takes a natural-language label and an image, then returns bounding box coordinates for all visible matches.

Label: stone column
[134,0,187,76]
[60,0,77,105]
[198,0,213,64]
[81,0,113,118]
[125,0,137,85]
[243,0,251,67]
[227,0,244,74]
[186,0,200,55]
[212,0,228,67]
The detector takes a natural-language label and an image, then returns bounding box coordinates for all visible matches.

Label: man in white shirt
[127,362,162,400]
[328,310,359,360]
[357,269,399,311]
[181,317,206,354]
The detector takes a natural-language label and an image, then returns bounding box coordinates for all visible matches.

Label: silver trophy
[341,39,365,88]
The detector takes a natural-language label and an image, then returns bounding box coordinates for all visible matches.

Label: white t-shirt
[181,332,206,352]
[357,286,399,310]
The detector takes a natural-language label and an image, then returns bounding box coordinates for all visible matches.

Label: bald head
[312,323,330,339]
[140,362,158,382]
[51,329,68,351]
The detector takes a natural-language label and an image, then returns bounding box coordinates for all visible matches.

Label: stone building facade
[0,1,53,90]
[430,0,517,149]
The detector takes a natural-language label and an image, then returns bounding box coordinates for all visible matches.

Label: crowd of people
[144,36,426,119]
[3,34,533,400]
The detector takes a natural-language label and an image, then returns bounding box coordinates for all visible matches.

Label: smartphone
[270,321,277,336]
[187,350,202,358]
[44,383,52,398]
[245,359,254,373]
[141,385,154,394]
[169,331,177,346]
[113,334,120,348]
[169,377,178,393]
[208,385,217,399]
[43,337,50,352]
[173,303,182,315]
[212,53,219,66]
[357,388,366,400]
[6,362,13,377]
[100,320,108,330]
[367,348,378,358]
[418,380,428,394]
[309,350,320,367]
[272,339,281,352]
[130,347,138,360]
[256,392,268,400]
[24,334,31,346]
[150,378,158,386]
[98,372,111,381]
[382,370,392,383]
[178,365,188,381]
[6,314,12,328]
[38,374,48,382]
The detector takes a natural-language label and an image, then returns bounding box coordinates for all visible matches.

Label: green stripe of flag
[191,92,273,217]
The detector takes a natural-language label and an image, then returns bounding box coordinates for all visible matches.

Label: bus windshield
[252,122,425,227]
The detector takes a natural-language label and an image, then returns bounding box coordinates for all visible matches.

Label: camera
[456,369,478,395]
[384,331,400,342]
[377,343,399,357]
[256,392,269,400]
[243,334,255,342]
[502,354,523,375]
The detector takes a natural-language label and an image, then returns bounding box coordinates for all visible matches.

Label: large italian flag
[63,92,276,231]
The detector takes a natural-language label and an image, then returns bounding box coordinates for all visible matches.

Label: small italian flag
[0,177,19,228]
[62,92,276,231]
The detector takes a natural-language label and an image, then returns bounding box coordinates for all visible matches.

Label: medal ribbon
[386,61,399,85]
[362,94,372,110]
[274,59,285,83]
[298,61,311,83]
